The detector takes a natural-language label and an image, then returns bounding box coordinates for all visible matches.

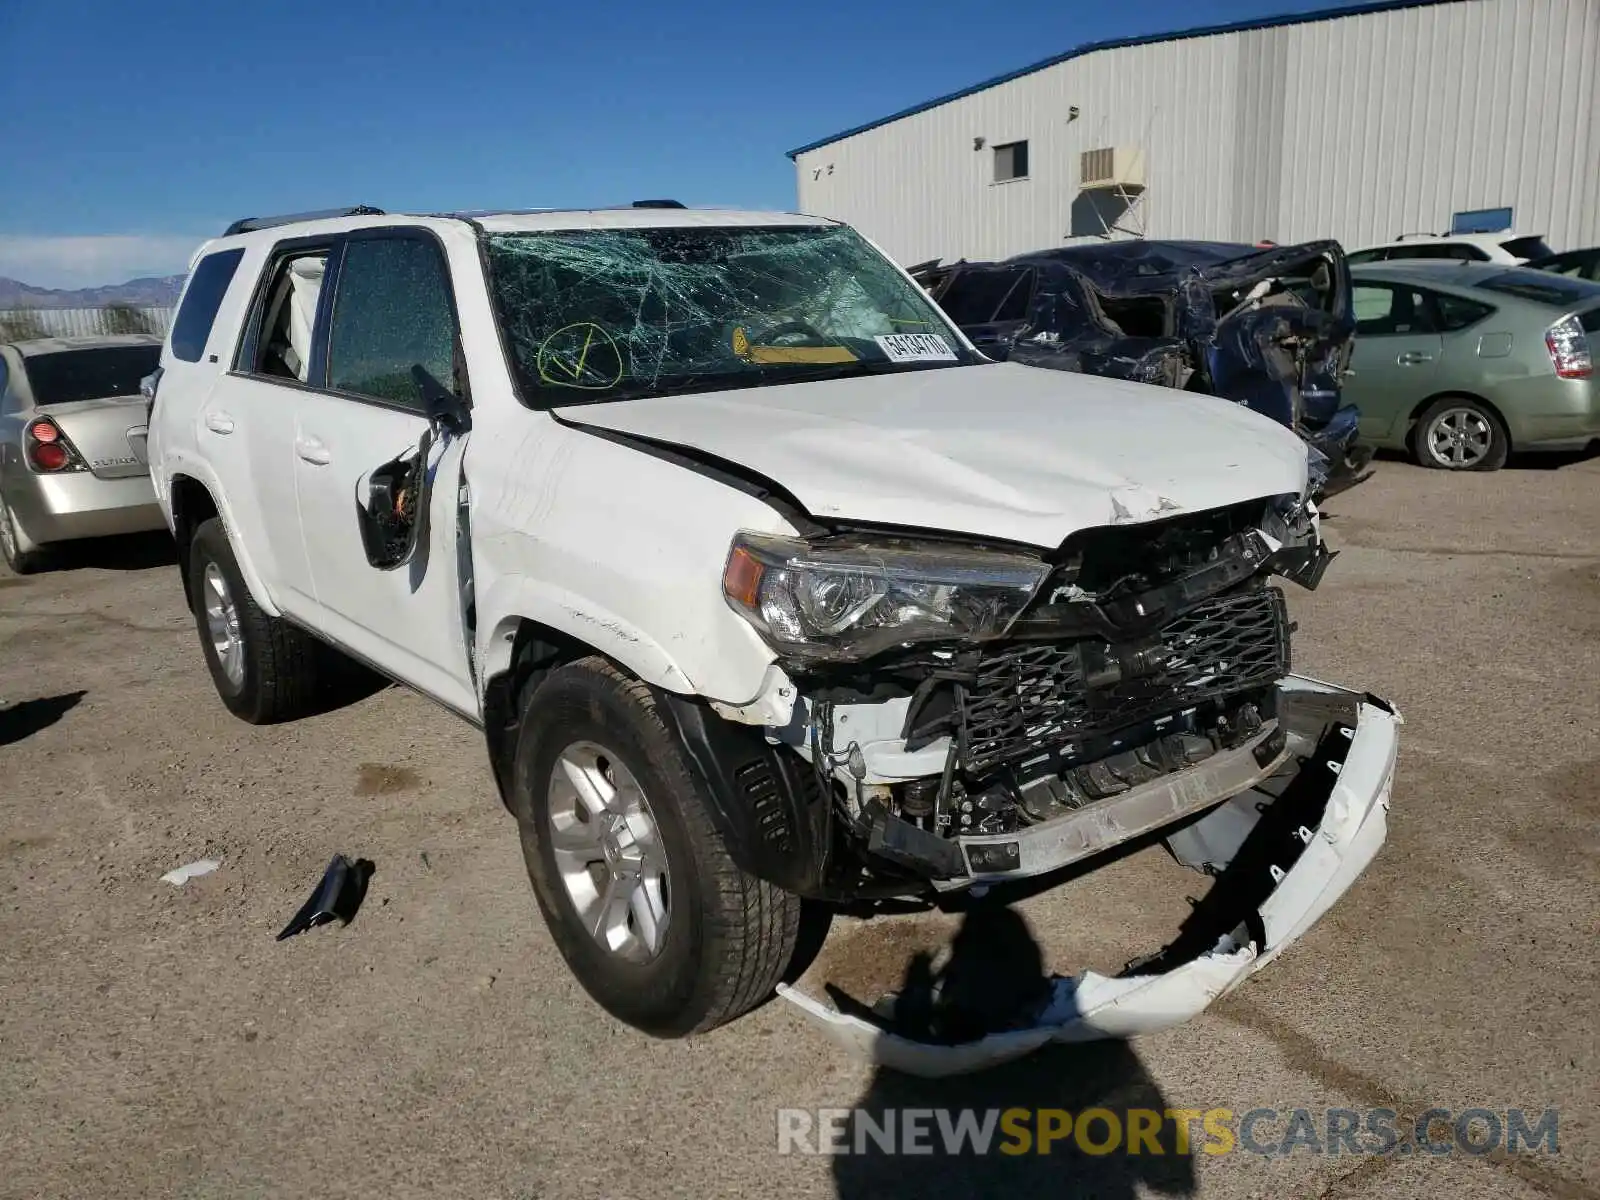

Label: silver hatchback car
[0,334,167,573]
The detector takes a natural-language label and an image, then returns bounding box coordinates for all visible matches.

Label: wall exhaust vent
[1080,147,1145,192]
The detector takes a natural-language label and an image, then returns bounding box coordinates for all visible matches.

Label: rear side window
[1430,292,1495,332]
[1500,236,1553,261]
[171,248,245,362]
[1387,243,1488,262]
[326,236,458,410]
[1352,283,1432,335]
[23,346,162,405]
[1581,308,1600,333]
[245,249,331,382]
[1346,249,1385,265]
[937,268,1031,325]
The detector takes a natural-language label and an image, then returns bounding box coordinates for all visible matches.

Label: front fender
[476,573,697,695]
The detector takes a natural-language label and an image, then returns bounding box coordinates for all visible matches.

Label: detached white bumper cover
[778,682,1400,1078]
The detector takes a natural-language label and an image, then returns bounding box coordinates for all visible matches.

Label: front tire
[187,516,329,723]
[512,657,800,1037]
[1412,397,1508,471]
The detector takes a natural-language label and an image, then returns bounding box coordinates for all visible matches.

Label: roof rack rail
[224,206,386,236]
[631,199,686,209]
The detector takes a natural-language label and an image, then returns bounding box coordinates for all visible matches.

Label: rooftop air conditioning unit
[1080,147,1145,192]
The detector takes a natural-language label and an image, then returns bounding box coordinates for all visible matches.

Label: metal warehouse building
[788,0,1600,266]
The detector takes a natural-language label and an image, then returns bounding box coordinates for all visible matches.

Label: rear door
[292,228,476,717]
[1345,281,1443,443]
[204,239,339,617]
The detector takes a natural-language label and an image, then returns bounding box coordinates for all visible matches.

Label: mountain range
[0,274,186,309]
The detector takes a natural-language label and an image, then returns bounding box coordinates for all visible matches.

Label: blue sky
[2,0,1348,288]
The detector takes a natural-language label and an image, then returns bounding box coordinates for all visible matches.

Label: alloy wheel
[1424,407,1493,468]
[547,741,671,963]
[202,561,245,687]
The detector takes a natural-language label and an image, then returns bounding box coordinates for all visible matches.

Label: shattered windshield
[484,224,978,407]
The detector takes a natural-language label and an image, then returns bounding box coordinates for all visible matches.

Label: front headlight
[722,532,1050,661]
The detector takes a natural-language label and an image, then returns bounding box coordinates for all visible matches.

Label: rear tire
[1412,397,1508,471]
[512,656,800,1037]
[187,516,330,723]
[0,499,47,575]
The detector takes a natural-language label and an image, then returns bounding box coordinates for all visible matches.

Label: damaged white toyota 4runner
[146,204,1398,1056]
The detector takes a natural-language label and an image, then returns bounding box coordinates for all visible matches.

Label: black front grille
[959,587,1289,775]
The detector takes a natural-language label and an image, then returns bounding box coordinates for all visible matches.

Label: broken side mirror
[355,364,470,571]
[357,448,428,570]
[413,363,470,436]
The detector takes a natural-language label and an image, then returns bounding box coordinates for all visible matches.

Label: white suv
[147,203,1399,1052]
[1348,231,1554,266]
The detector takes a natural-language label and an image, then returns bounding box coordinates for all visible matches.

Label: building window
[993,140,1029,182]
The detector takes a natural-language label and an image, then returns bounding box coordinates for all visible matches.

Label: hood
[554,362,1309,548]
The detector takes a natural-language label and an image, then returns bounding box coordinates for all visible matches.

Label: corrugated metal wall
[0,306,174,339]
[794,0,1600,265]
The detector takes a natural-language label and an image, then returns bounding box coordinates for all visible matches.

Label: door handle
[1396,352,1435,365]
[204,412,236,435]
[295,436,331,466]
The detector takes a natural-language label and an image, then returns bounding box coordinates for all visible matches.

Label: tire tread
[517,657,800,1035]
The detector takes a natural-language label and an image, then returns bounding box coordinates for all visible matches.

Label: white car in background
[145,202,1400,1068]
[1348,231,1555,266]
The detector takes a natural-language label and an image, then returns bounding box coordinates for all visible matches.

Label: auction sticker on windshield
[875,333,958,363]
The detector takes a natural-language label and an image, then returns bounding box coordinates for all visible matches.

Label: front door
[1344,281,1443,444]
[293,230,477,718]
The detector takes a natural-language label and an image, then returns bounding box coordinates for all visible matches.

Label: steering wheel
[751,319,830,345]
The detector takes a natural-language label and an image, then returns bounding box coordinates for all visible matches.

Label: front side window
[1540,254,1596,279]
[23,345,162,405]
[326,237,458,409]
[1352,283,1432,336]
[484,224,978,409]
[246,248,331,382]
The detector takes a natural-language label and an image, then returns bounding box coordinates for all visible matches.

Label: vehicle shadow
[40,530,178,572]
[0,690,86,746]
[830,905,1197,1199]
[1371,441,1600,471]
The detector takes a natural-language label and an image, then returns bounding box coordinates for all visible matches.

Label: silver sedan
[0,334,167,573]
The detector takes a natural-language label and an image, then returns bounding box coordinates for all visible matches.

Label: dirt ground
[2,452,1597,1200]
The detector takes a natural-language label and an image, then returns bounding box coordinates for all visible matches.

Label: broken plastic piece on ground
[160,858,221,886]
[276,854,375,940]
[778,683,1399,1078]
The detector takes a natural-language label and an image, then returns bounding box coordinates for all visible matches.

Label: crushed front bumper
[777,674,1399,1076]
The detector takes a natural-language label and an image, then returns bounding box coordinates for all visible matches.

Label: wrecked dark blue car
[911,240,1374,496]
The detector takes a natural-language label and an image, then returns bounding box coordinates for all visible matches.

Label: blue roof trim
[786,0,1460,159]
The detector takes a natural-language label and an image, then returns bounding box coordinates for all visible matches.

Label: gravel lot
[2,453,1597,1200]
